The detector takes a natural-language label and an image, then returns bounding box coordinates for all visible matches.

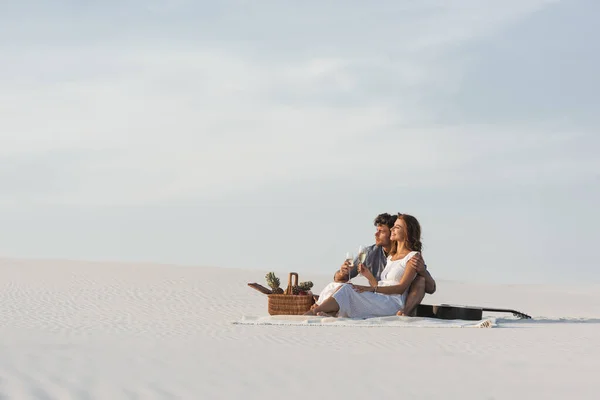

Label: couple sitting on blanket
[305,213,436,319]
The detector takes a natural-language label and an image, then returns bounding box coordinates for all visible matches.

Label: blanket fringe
[234,315,496,328]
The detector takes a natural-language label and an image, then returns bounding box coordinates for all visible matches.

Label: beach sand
[1,258,598,399]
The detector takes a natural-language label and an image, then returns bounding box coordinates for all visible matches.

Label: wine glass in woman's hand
[357,245,368,275]
[357,245,367,264]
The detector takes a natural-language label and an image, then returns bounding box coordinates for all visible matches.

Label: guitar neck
[481,307,532,319]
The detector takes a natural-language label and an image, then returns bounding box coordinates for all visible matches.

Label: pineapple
[265,272,284,294]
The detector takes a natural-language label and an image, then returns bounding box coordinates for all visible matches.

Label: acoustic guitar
[416,304,532,321]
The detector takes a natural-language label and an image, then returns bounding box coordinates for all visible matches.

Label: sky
[1,0,599,284]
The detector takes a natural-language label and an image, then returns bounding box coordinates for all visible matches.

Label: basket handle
[284,272,299,295]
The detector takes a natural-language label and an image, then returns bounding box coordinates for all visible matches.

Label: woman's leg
[304,296,341,315]
[397,276,426,316]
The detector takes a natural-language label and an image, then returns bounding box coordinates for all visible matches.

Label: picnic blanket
[234,315,496,328]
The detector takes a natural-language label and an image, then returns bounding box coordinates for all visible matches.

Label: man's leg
[398,276,426,316]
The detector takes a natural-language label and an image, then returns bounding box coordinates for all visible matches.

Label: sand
[1,258,598,399]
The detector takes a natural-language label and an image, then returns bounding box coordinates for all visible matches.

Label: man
[333,213,436,316]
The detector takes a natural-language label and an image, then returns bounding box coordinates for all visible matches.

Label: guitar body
[416,304,483,321]
[417,304,532,320]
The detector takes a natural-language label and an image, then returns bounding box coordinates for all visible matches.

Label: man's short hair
[373,213,397,229]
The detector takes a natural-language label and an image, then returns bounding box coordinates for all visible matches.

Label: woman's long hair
[390,213,422,256]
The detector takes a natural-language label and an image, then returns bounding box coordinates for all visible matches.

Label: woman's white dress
[331,251,418,318]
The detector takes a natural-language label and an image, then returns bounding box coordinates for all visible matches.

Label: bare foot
[304,309,317,316]
[396,310,405,316]
[317,311,336,317]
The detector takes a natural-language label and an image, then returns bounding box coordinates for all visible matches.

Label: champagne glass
[358,245,367,265]
[356,245,367,279]
[345,252,354,283]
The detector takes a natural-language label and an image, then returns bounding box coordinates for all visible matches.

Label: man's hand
[334,260,352,282]
[407,253,426,276]
[339,260,352,279]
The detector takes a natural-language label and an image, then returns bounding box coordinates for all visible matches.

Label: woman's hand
[357,263,378,288]
[351,284,375,293]
[357,263,370,276]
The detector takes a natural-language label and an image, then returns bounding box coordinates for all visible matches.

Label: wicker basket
[267,272,315,315]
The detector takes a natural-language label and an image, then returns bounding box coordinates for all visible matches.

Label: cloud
[1,0,591,209]
[1,0,600,285]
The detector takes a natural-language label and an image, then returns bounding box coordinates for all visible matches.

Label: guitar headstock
[512,310,532,319]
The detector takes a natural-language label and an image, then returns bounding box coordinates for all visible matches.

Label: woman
[305,213,423,318]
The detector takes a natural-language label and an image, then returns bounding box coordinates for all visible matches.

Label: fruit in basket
[292,286,311,296]
[298,281,314,291]
[265,272,284,294]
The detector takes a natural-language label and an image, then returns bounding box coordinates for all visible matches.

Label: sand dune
[0,258,598,399]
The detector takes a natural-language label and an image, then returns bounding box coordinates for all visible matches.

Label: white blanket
[234,315,496,328]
